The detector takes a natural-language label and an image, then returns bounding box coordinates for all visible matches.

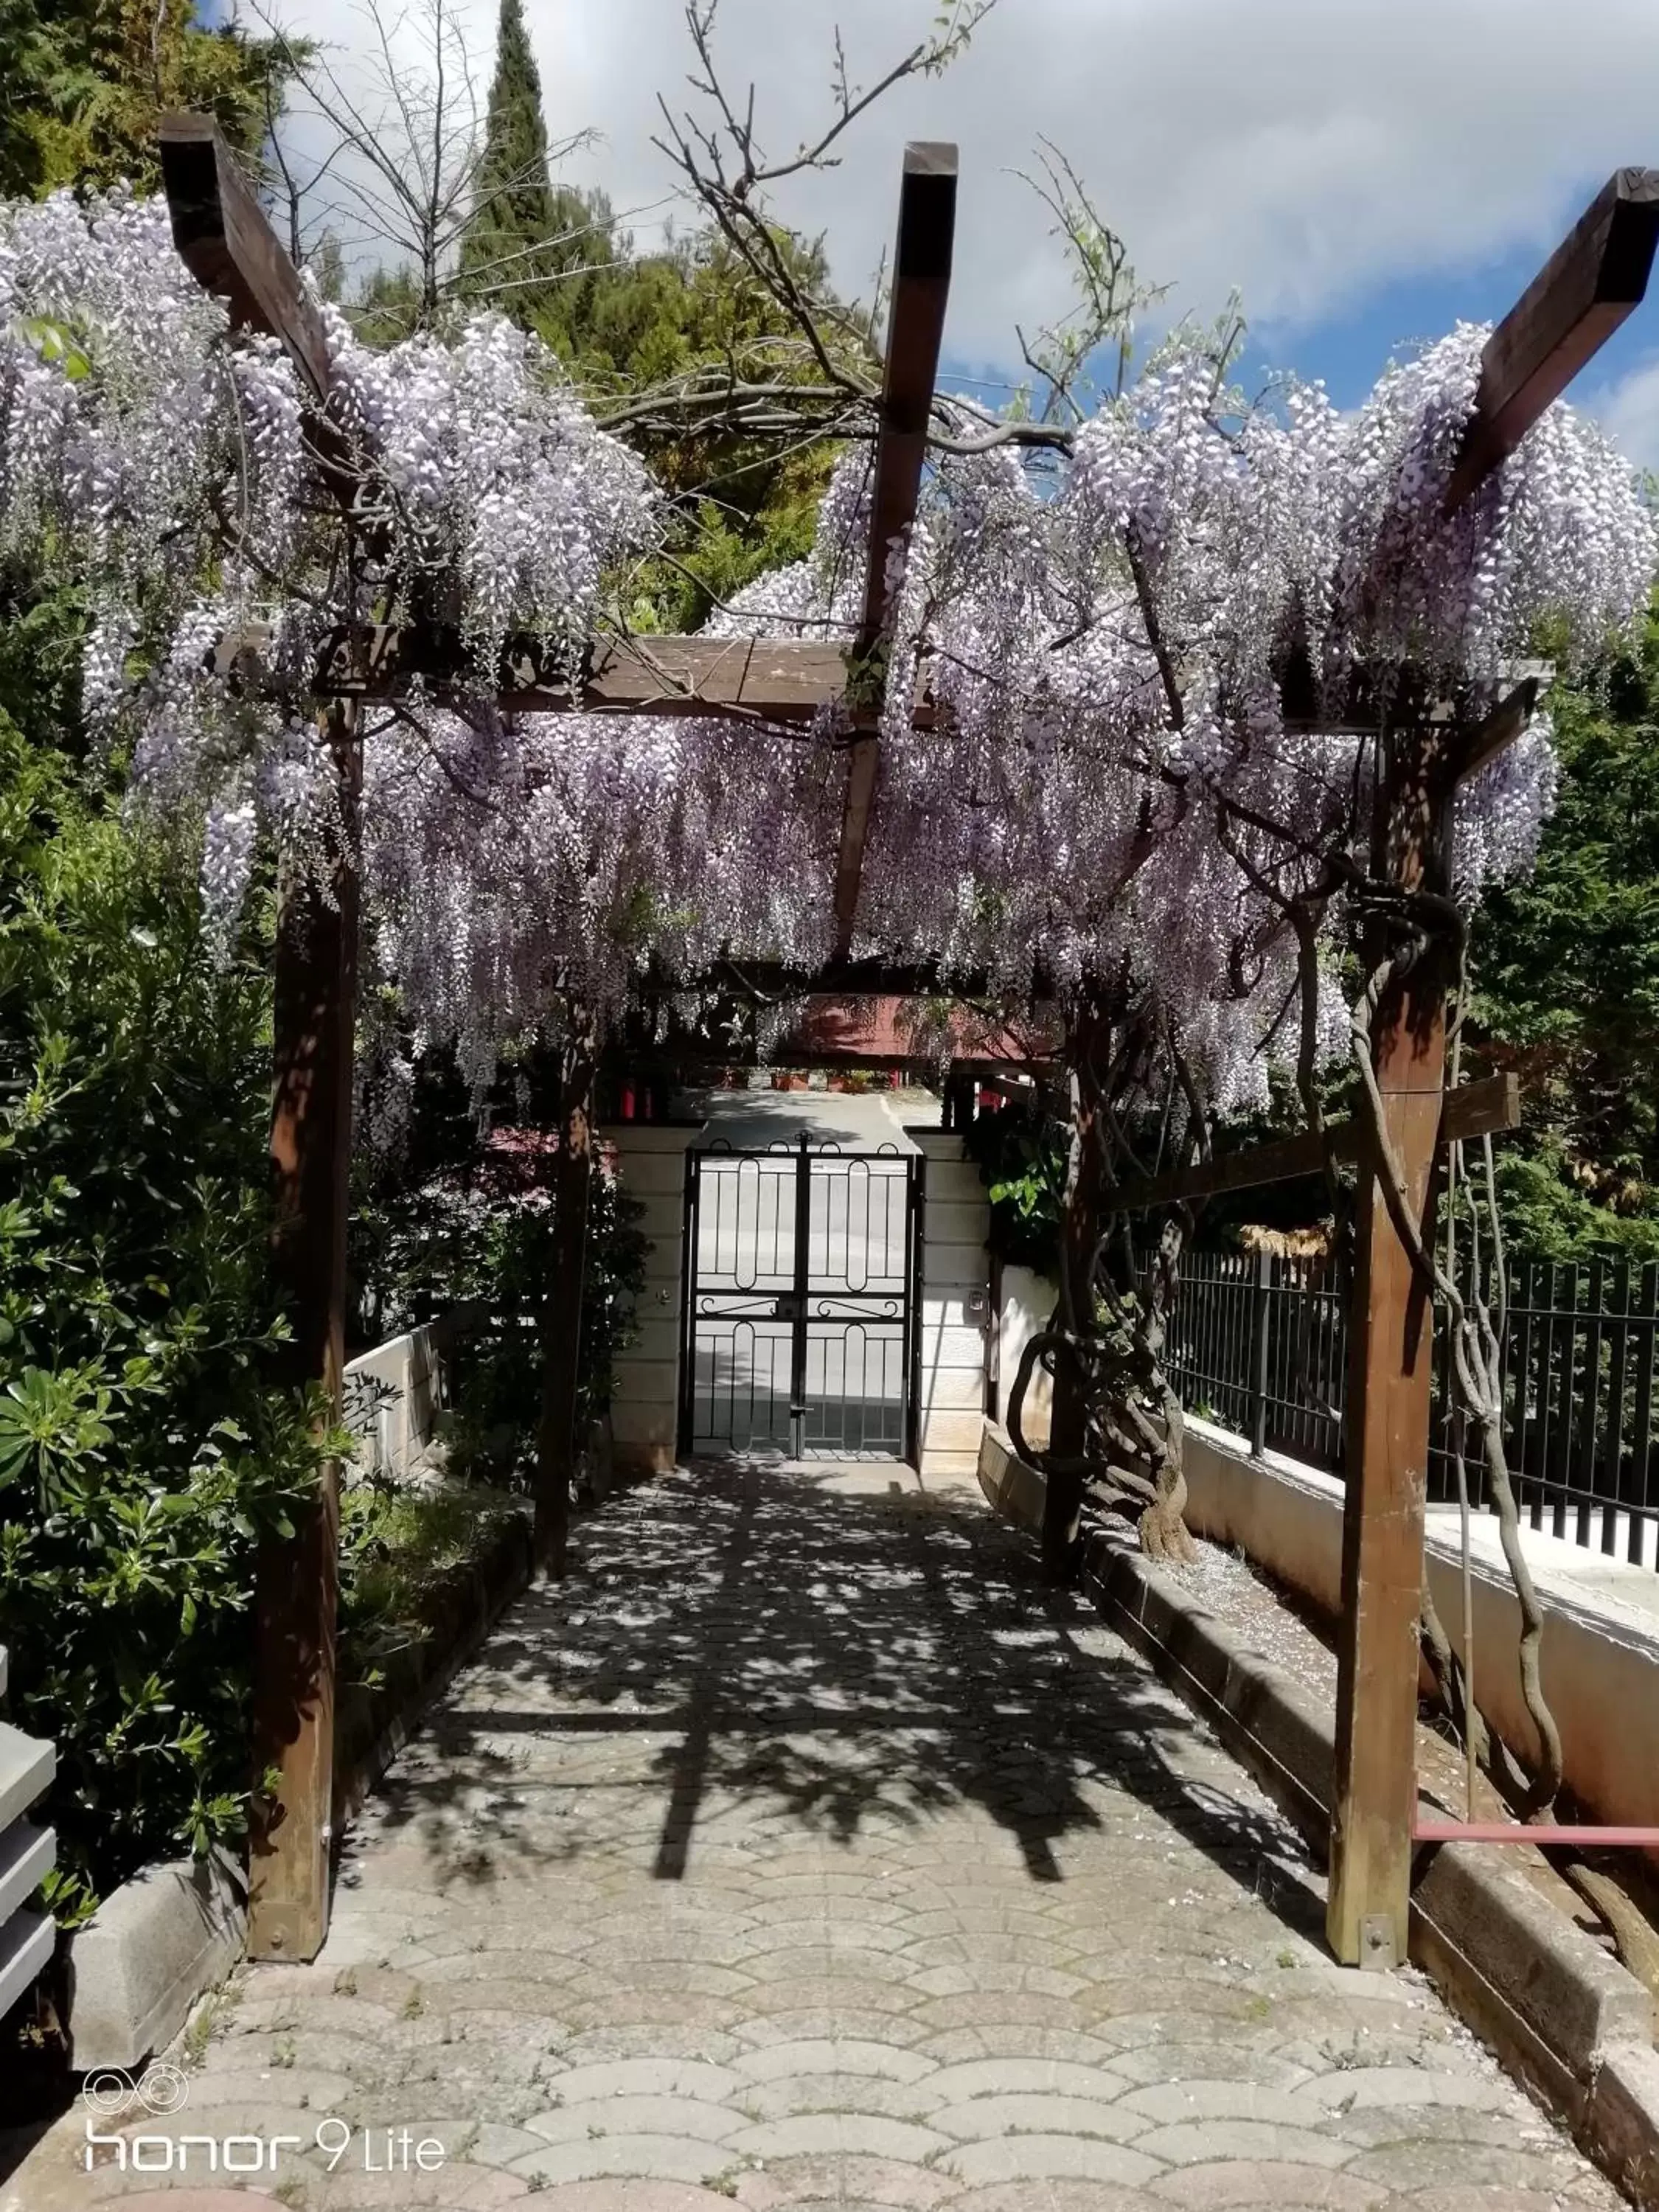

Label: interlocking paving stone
[1148,2164,1392,2208]
[509,2132,736,2186]
[526,2096,744,2145]
[7,1461,1628,2211]
[542,2059,745,2104]
[928,2088,1155,2140]
[936,2132,1169,2185]
[731,2036,936,2084]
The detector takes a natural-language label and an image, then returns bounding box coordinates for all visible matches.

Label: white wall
[1180,1417,1659,1853]
[605,1121,704,1472]
[0,1645,55,2023]
[909,1131,992,1481]
[343,1322,445,1482]
[996,1263,1057,1450]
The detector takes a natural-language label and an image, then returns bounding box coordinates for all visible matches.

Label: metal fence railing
[1161,1249,1659,1570]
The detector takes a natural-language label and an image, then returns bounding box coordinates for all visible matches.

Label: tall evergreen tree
[459,0,608,333]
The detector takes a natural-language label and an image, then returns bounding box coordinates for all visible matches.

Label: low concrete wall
[1180,1418,1659,1849]
[67,1851,243,2070]
[343,1321,448,1481]
[995,1263,1054,1449]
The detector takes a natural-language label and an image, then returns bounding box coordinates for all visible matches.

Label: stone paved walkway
[18,1462,1626,2211]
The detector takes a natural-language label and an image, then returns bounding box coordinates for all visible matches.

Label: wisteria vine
[3,187,1655,1124]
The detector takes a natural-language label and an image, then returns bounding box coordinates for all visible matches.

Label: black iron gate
[678,1135,923,1461]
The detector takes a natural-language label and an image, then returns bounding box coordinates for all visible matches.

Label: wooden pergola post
[1326,166,1659,1966]
[1046,1004,1105,1579]
[249,705,360,1961]
[1326,724,1452,1969]
[535,1021,597,1577]
[159,120,368,1963]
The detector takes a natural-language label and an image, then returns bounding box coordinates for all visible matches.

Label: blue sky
[1248,245,1654,426]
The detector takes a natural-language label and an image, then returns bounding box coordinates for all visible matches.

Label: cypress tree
[461,0,594,335]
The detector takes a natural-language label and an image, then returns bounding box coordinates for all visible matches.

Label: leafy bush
[337,1478,526,1686]
[1472,602,1659,1258]
[0,722,326,1917]
[964,1099,1068,1271]
[352,1118,647,1482]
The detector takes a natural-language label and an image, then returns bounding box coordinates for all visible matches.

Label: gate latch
[772,1293,801,1321]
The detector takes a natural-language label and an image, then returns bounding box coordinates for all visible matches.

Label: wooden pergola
[156,116,1659,1969]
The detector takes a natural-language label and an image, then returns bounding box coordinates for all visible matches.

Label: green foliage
[368,1159,647,1483]
[439,0,865,629]
[1472,598,1659,1258]
[964,1100,1068,1270]
[349,1079,648,1484]
[336,1478,525,1693]
[0,0,296,199]
[0,717,330,1913]
[457,0,596,338]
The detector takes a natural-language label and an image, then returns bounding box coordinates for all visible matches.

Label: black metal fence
[1162,1249,1659,1569]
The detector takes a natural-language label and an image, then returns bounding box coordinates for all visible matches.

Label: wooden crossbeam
[641,954,1053,1001]
[308,625,866,723]
[1445,167,1659,515]
[831,143,959,953]
[1101,1072,1519,1218]
[159,114,334,409]
[1445,672,1545,786]
[232,618,1543,744]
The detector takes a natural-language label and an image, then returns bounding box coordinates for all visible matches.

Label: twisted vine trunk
[535,1015,596,1577]
[1026,992,1199,1574]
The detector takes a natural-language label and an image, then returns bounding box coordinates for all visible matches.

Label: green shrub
[356,1142,647,1484]
[0,721,326,1918]
[964,1099,1068,1273]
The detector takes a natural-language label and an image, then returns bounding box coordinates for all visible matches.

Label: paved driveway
[15,1462,1622,2211]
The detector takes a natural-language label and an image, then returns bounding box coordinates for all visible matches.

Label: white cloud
[1589,354,1659,476]
[265,0,1659,376]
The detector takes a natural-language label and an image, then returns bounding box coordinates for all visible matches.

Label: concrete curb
[66,1850,243,2073]
[976,1422,1659,2207]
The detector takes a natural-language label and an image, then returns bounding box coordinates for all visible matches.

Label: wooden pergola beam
[1443,672,1546,786]
[831,143,959,953]
[1102,1073,1518,1219]
[159,114,334,405]
[639,953,1054,1002]
[1444,167,1659,515]
[225,619,1543,741]
[305,625,871,723]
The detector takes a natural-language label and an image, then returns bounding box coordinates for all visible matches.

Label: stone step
[0,1903,54,2022]
[0,1720,54,1833]
[0,1818,54,1927]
